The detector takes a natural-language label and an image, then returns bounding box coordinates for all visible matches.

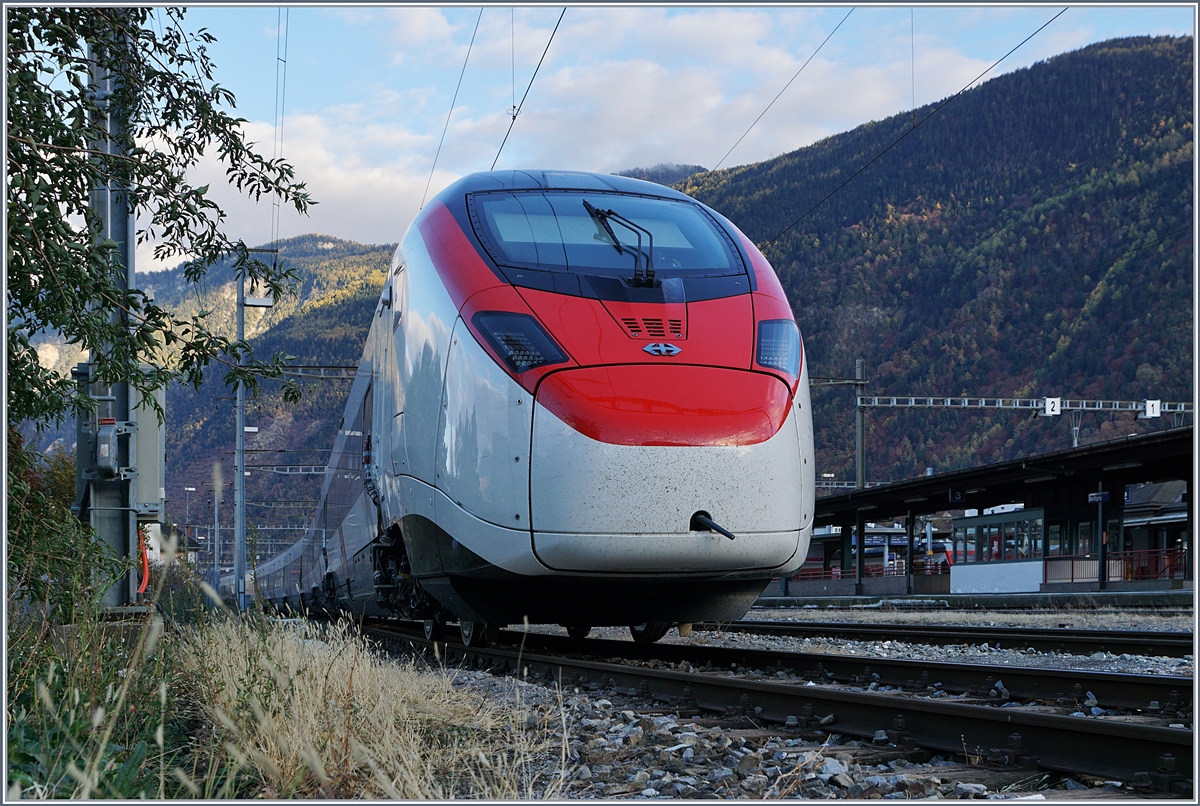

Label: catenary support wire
[910,7,916,128]
[271,7,290,246]
[422,8,483,209]
[762,7,1067,248]
[491,8,566,171]
[713,8,854,172]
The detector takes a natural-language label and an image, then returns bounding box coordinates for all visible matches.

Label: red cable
[137,528,150,594]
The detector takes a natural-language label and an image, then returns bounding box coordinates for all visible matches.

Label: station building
[787,426,1191,597]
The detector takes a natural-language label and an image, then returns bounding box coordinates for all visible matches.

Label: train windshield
[470,191,741,277]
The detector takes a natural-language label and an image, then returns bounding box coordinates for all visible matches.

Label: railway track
[493,631,1192,713]
[364,622,1193,790]
[701,620,1196,657]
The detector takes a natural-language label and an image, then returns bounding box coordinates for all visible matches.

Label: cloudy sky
[141,3,1193,271]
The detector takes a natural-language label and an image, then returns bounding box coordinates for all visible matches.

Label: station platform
[753,589,1195,611]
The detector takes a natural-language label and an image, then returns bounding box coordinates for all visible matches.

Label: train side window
[1030,518,1044,558]
[985,525,999,561]
[1015,520,1030,559]
[1076,522,1093,556]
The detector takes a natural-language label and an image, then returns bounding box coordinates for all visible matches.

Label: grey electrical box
[95,422,119,477]
[133,379,166,522]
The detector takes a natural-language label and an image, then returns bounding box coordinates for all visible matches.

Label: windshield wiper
[583,199,624,255]
[582,199,655,287]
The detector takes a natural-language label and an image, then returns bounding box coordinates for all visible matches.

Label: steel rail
[701,620,1195,657]
[365,625,1193,786]
[492,631,1192,713]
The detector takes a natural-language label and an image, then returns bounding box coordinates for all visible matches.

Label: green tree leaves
[7,8,314,426]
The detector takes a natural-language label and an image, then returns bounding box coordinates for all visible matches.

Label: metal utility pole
[234,252,275,612]
[77,34,136,609]
[1091,483,1110,589]
[183,486,195,558]
[1070,410,1083,449]
[905,510,915,594]
[211,464,222,594]
[235,275,246,611]
[855,358,866,490]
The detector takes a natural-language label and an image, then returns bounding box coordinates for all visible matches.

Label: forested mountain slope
[160,236,391,541]
[681,35,1193,480]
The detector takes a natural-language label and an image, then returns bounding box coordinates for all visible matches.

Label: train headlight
[473,311,569,374]
[756,319,800,377]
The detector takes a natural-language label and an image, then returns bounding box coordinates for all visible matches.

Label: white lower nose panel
[529,401,803,535]
[532,530,800,573]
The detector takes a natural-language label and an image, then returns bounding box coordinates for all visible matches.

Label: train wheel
[565,625,592,640]
[629,622,671,644]
[460,620,489,647]
[423,619,444,641]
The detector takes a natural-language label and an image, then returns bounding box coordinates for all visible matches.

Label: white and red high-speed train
[254,170,815,644]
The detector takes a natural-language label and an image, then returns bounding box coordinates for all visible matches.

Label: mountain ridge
[21,35,1192,531]
[679,34,1192,480]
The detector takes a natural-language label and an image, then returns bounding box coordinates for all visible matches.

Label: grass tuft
[173,615,564,798]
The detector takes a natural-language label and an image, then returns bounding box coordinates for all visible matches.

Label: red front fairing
[418,203,506,308]
[536,365,791,447]
[417,197,803,446]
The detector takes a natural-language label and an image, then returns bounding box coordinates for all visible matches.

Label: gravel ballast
[447,668,1149,799]
[436,605,1192,799]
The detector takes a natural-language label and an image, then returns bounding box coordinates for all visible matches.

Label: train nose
[529,364,803,573]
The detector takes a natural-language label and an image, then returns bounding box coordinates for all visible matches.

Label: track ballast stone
[446,667,1137,799]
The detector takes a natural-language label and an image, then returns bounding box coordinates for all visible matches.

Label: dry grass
[174,615,566,799]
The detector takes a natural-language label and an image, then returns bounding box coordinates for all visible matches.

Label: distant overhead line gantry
[855,394,1192,450]
[857,395,1192,418]
[246,465,327,475]
[280,365,358,380]
[812,367,1193,482]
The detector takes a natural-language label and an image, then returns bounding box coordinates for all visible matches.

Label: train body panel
[252,169,816,630]
[436,316,533,530]
[528,392,803,537]
[397,233,457,484]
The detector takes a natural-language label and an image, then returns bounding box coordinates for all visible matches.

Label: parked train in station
[249,169,816,644]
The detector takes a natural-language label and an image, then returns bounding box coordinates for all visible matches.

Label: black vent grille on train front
[619,317,686,339]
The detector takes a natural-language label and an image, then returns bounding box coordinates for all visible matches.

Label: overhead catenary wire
[712,7,854,172]
[270,7,290,247]
[910,7,916,128]
[491,7,566,171]
[761,6,1068,249]
[422,8,483,209]
[510,8,516,118]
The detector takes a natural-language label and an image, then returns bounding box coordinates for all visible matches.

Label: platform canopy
[813,425,1192,526]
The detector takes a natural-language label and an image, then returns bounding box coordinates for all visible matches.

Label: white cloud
[133,5,1192,266]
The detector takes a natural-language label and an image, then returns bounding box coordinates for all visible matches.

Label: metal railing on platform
[1107,548,1190,581]
[1043,549,1189,584]
[790,562,950,581]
